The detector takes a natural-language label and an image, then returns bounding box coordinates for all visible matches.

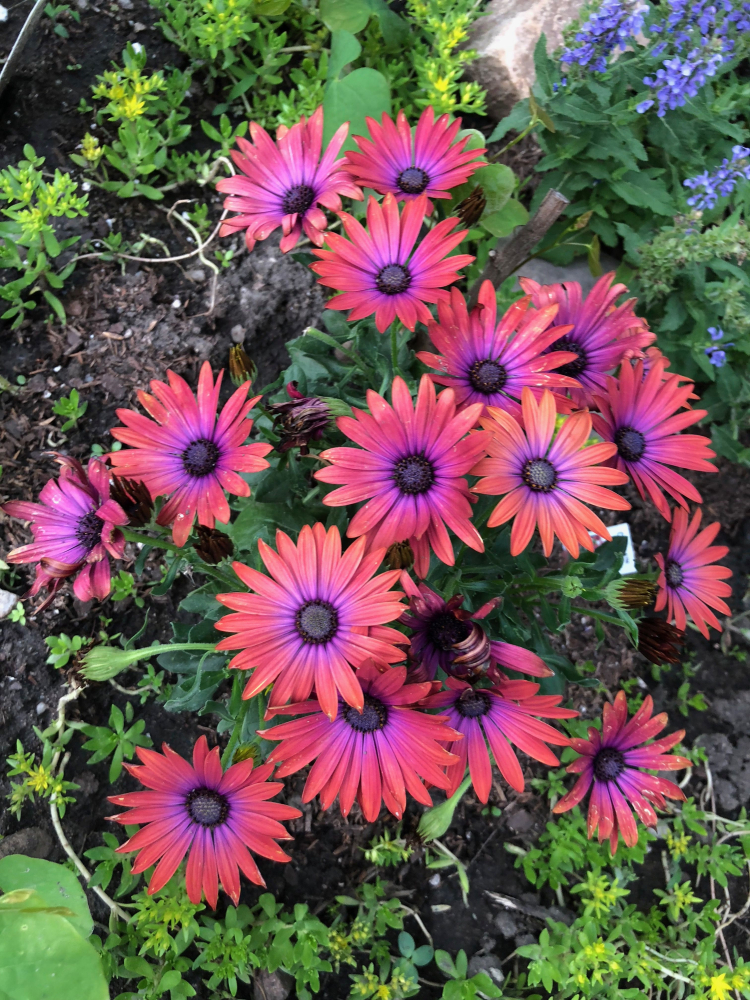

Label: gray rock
[494,910,519,938]
[464,0,587,121]
[253,969,294,1000]
[0,589,18,620]
[694,732,734,773]
[514,933,537,947]
[712,691,750,735]
[468,954,505,985]
[0,827,53,860]
[186,268,207,283]
[506,809,534,834]
[515,253,621,297]
[230,324,246,344]
[715,777,739,813]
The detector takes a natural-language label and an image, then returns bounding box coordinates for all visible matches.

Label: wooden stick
[0,0,47,102]
[467,189,570,308]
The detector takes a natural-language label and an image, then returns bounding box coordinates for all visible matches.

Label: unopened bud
[228,345,257,387]
[194,525,234,564]
[637,617,685,665]
[110,476,154,527]
[455,186,486,228]
[605,577,657,612]
[385,541,414,571]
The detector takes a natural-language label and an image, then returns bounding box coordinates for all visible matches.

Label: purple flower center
[343,694,388,732]
[296,599,339,644]
[397,166,430,194]
[182,438,220,478]
[186,788,229,827]
[376,264,412,296]
[615,426,646,462]
[468,359,507,395]
[427,611,471,651]
[665,560,684,587]
[455,689,491,718]
[593,746,626,782]
[282,184,315,216]
[393,453,435,495]
[550,337,588,379]
[522,458,557,492]
[76,510,104,551]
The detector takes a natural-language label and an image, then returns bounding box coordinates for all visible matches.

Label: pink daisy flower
[108,736,301,908]
[519,272,655,409]
[109,361,271,547]
[472,388,631,558]
[591,358,717,522]
[3,455,127,606]
[399,573,553,683]
[553,691,689,854]
[314,375,490,572]
[214,523,407,721]
[261,660,461,822]
[417,280,581,419]
[310,192,473,332]
[216,106,362,253]
[655,506,732,638]
[421,677,575,802]
[343,107,485,212]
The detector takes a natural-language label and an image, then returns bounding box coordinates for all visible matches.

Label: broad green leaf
[0,857,92,939]
[323,67,391,151]
[481,199,529,237]
[254,0,291,13]
[0,908,108,1000]
[327,30,362,82]
[480,163,515,214]
[319,0,371,33]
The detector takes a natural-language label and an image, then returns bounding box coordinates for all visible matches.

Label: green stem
[121,526,184,554]
[221,698,250,770]
[390,322,400,377]
[121,526,239,588]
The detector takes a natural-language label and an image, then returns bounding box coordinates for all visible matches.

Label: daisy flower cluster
[1,102,732,910]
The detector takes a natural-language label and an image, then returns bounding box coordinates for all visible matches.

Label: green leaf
[481,199,529,237]
[434,949,457,979]
[253,0,291,13]
[319,0,371,33]
[327,30,362,82]
[323,67,391,151]
[479,163,515,215]
[398,931,414,958]
[0,908,108,1000]
[42,290,66,324]
[0,857,92,939]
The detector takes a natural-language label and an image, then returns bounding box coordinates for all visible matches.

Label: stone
[467,954,505,985]
[712,691,750,735]
[186,268,207,283]
[253,969,294,1000]
[464,0,587,122]
[514,253,621,296]
[506,808,534,834]
[0,827,53,860]
[230,324,246,344]
[494,910,519,938]
[101,373,127,401]
[0,589,18,620]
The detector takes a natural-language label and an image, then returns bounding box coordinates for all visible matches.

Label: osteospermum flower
[311,192,473,332]
[417,281,580,418]
[472,388,630,557]
[108,737,301,908]
[3,455,127,605]
[214,524,407,721]
[519,272,655,408]
[592,358,717,521]
[109,361,271,546]
[216,106,362,253]
[399,574,552,682]
[262,660,461,822]
[422,677,575,802]
[344,107,485,212]
[655,507,732,638]
[315,375,490,571]
[553,691,689,853]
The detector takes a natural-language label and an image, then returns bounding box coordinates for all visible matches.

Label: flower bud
[110,476,154,527]
[270,382,331,454]
[455,186,486,227]
[385,541,414,571]
[605,577,657,612]
[194,525,234,564]
[228,345,257,387]
[637,617,685,665]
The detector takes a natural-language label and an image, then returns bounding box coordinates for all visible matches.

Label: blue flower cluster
[705,327,734,367]
[561,0,648,73]
[683,145,750,209]
[637,0,750,117]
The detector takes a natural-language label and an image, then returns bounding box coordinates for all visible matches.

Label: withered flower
[194,525,234,564]
[385,540,414,571]
[605,577,657,612]
[455,185,486,227]
[228,345,257,387]
[637,617,685,665]
[270,381,330,454]
[110,476,154,527]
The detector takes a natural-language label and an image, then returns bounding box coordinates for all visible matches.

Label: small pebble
[82,182,91,192]
[429,873,441,887]
[171,297,181,309]
[230,324,246,344]
[0,6,8,22]
[123,328,133,339]
[36,702,47,716]
[53,365,62,372]
[186,268,206,282]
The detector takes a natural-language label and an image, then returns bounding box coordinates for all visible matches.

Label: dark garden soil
[1,2,750,994]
